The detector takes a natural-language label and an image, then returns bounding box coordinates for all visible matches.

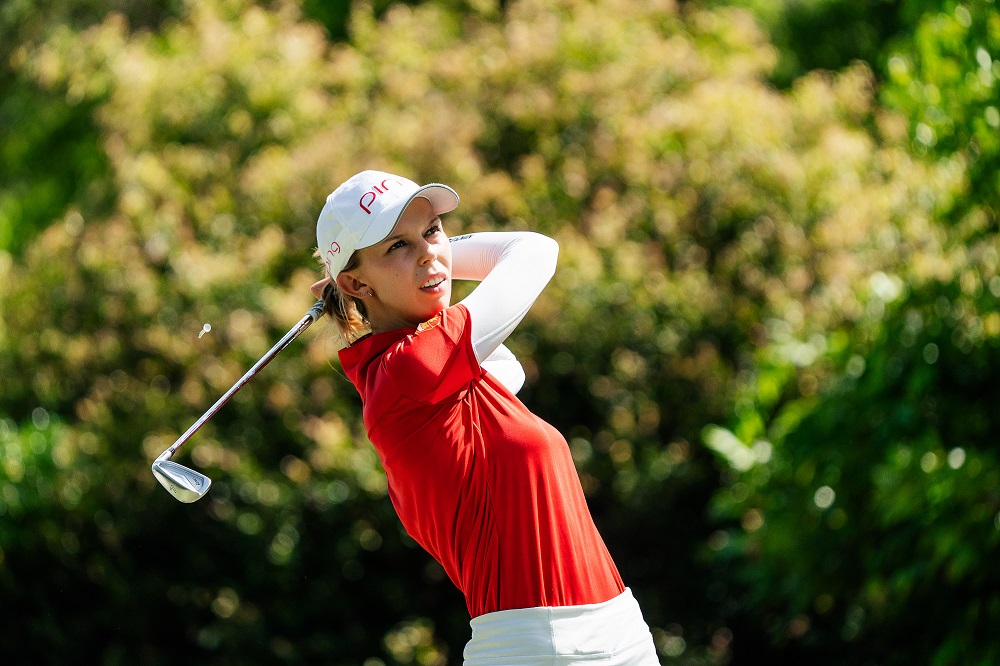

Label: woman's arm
[450,231,559,364]
[480,343,526,394]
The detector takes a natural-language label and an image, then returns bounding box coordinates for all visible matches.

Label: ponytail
[315,250,370,346]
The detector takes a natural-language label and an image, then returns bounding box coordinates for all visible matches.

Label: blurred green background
[1,0,998,663]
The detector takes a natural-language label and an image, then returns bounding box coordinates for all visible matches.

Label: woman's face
[340,196,453,332]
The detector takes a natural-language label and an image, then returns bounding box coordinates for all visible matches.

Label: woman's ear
[336,272,370,299]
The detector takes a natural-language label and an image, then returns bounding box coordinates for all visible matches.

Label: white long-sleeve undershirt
[450,232,559,394]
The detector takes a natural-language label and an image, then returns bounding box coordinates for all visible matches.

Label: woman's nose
[418,240,437,264]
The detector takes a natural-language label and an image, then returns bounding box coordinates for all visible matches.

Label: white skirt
[463,588,660,665]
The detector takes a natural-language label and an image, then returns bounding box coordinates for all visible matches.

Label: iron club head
[151,460,212,503]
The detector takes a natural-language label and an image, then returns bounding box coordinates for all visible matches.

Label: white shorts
[463,588,660,665]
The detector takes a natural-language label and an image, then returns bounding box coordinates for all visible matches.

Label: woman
[311,170,659,665]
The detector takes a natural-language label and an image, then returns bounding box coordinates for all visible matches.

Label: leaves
[2,0,1000,663]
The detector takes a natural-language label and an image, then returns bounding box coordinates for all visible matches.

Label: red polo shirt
[338,304,624,617]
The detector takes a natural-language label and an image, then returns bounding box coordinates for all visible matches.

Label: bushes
[0,0,996,663]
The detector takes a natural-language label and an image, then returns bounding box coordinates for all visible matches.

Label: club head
[151,460,212,503]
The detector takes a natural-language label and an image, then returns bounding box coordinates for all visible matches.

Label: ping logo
[359,178,404,214]
[325,242,341,272]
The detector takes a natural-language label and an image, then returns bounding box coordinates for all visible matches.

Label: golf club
[151,300,325,503]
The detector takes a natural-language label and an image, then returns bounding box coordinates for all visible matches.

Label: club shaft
[156,300,325,462]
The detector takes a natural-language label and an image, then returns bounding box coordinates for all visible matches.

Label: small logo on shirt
[417,314,442,332]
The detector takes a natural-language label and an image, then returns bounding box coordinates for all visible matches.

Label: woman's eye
[388,240,405,252]
[426,225,441,237]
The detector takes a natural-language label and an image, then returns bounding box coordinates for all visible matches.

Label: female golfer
[311,170,658,665]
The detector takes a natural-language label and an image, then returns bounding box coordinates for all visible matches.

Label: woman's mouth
[421,276,447,291]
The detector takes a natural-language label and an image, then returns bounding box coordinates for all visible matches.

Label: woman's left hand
[311,278,332,299]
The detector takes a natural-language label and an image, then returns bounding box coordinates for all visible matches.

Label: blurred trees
[691,2,1000,663]
[881,0,1000,220]
[0,0,185,255]
[704,0,910,86]
[0,0,998,664]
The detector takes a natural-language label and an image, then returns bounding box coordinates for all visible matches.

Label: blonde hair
[314,249,371,346]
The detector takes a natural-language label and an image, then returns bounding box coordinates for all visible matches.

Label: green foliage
[690,1,1000,662]
[1,0,998,663]
[702,0,909,86]
[704,0,1000,222]
[882,0,1000,218]
[0,0,187,256]
[709,272,1000,664]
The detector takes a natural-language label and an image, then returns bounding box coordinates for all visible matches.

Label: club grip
[307,299,324,323]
